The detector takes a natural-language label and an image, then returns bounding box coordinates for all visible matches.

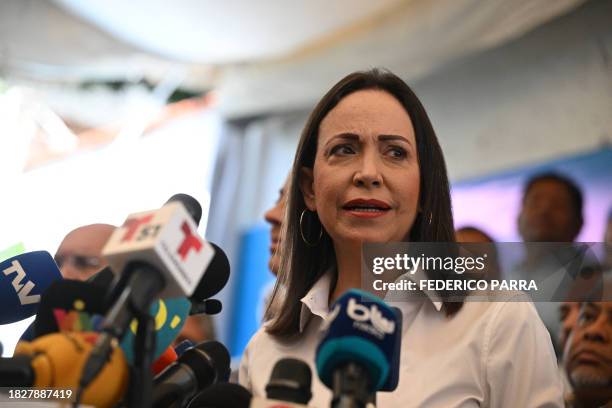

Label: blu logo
[2,260,40,305]
[347,297,395,334]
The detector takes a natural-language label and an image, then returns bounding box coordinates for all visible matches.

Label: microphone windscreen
[166,194,202,226]
[186,340,231,386]
[33,279,107,338]
[33,280,190,366]
[187,383,251,408]
[86,266,115,289]
[191,243,230,301]
[120,297,191,364]
[315,289,401,393]
[152,346,178,375]
[174,339,194,356]
[266,358,312,404]
[13,332,128,407]
[0,251,63,324]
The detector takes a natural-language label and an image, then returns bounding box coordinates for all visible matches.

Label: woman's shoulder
[456,291,549,345]
[243,325,274,355]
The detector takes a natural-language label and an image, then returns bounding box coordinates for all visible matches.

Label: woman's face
[300,89,420,246]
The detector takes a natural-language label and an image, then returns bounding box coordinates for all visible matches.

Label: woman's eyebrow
[378,134,412,145]
[323,133,360,147]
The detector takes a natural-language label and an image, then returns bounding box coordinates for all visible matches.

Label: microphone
[265,358,312,404]
[119,296,191,365]
[152,346,178,376]
[86,265,115,288]
[32,278,192,365]
[187,383,252,408]
[33,279,107,336]
[190,298,223,315]
[316,289,402,408]
[152,340,231,408]
[0,331,128,408]
[0,251,63,325]
[166,193,203,226]
[174,339,195,356]
[80,197,221,388]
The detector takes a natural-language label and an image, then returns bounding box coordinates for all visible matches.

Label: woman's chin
[334,232,394,246]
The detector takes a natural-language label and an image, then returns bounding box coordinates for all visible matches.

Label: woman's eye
[330,144,355,155]
[387,146,407,159]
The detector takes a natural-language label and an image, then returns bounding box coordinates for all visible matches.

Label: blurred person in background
[456,226,501,283]
[518,172,583,244]
[604,207,612,271]
[455,225,495,243]
[173,313,216,346]
[560,301,582,398]
[54,223,115,281]
[564,298,612,407]
[560,302,582,353]
[264,176,290,276]
[517,172,585,354]
[258,176,290,322]
[18,223,116,342]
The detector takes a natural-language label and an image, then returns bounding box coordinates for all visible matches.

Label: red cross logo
[177,222,202,261]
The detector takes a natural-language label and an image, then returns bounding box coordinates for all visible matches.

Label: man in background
[517,172,584,353]
[518,172,583,245]
[455,225,495,244]
[564,300,612,407]
[54,223,115,281]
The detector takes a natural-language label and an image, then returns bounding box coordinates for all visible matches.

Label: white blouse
[239,271,564,407]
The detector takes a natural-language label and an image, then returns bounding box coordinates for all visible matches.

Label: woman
[239,69,563,407]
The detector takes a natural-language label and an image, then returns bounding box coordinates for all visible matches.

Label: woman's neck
[330,241,362,303]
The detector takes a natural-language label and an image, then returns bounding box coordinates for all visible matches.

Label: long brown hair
[266,69,459,338]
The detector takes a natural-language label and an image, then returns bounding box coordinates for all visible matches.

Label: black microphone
[265,358,312,405]
[191,242,230,301]
[79,195,227,391]
[152,340,231,408]
[190,299,222,315]
[187,383,252,408]
[167,193,202,226]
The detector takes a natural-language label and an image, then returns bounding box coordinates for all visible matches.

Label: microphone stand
[126,311,156,407]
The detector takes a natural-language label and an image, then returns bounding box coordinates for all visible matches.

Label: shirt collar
[297,266,444,333]
[299,270,333,333]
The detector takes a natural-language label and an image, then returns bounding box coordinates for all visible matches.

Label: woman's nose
[352,151,383,188]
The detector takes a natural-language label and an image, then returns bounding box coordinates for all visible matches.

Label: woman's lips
[342,198,391,218]
[344,208,389,218]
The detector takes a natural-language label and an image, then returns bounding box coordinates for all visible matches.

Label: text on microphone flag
[3,259,41,305]
[121,214,155,242]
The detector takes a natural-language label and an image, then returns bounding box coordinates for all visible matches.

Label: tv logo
[2,260,41,305]
[347,297,395,334]
[121,214,161,242]
[53,299,104,332]
[177,221,202,261]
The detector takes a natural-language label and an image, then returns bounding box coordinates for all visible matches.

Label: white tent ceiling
[0,0,586,117]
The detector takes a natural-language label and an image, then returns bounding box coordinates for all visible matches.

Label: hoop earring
[300,209,323,246]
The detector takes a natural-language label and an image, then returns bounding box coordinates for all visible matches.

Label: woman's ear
[299,167,316,211]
